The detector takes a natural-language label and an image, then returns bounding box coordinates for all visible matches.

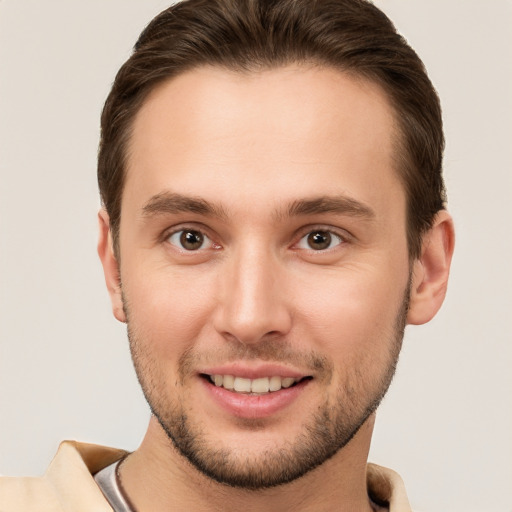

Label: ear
[97,209,126,323]
[407,210,455,325]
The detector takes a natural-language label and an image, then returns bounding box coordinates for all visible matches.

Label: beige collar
[38,441,411,511]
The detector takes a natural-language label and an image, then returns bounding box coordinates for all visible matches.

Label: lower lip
[201,378,310,419]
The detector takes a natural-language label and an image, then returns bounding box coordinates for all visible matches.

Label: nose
[213,244,293,345]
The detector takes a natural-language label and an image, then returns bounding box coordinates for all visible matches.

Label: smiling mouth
[202,374,312,395]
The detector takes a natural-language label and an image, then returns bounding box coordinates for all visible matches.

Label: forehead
[124,65,403,217]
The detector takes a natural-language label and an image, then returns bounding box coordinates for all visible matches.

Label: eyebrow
[142,191,375,222]
[142,192,228,220]
[284,196,376,220]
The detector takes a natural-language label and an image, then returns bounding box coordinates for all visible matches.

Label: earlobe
[97,209,126,323]
[407,210,455,325]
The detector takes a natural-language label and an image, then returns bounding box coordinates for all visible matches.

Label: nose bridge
[215,240,291,344]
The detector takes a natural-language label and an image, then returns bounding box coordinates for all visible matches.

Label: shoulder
[0,440,127,511]
[0,475,63,512]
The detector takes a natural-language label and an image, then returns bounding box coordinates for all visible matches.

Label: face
[111,65,412,488]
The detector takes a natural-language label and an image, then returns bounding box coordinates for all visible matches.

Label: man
[0,0,454,510]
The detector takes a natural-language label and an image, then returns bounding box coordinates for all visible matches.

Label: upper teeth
[209,375,299,393]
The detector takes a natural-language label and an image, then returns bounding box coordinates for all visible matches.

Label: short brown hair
[98,0,446,259]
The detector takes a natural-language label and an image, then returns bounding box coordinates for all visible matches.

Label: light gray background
[1,1,511,511]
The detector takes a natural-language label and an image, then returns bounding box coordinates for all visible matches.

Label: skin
[98,65,454,511]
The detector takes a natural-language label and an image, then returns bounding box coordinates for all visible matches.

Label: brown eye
[296,230,343,251]
[307,231,332,250]
[181,230,203,250]
[169,229,210,250]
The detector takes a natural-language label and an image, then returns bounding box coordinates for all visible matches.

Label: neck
[120,415,378,512]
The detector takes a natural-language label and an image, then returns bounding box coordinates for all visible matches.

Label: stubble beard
[124,287,409,490]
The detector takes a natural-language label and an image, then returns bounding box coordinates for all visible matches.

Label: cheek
[293,264,408,357]
[121,261,218,355]
[293,267,408,409]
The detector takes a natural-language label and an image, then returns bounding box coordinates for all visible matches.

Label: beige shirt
[0,441,412,511]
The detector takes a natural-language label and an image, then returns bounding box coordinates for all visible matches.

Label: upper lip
[198,363,310,380]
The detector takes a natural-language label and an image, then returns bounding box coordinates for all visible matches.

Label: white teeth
[222,374,235,390]
[234,377,252,392]
[281,377,295,389]
[269,376,282,392]
[209,374,301,394]
[251,377,270,393]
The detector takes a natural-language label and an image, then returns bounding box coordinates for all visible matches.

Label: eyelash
[294,228,346,251]
[162,225,349,253]
[164,225,219,252]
